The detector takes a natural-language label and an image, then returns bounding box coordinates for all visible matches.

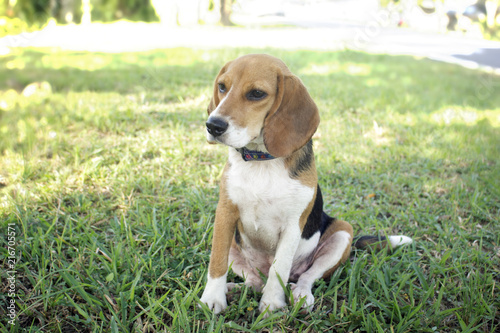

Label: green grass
[0,47,499,332]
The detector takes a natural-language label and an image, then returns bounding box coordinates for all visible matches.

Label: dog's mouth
[206,134,218,145]
[206,130,227,145]
[206,132,236,149]
[206,123,262,150]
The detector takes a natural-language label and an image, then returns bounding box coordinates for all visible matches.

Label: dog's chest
[226,152,314,252]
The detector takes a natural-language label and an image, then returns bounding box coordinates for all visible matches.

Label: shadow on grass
[1,47,499,332]
[2,48,499,112]
[1,48,219,95]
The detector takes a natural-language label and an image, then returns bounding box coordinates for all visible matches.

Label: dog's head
[206,54,319,158]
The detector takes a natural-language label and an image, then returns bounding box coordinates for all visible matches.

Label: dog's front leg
[259,223,302,313]
[200,184,239,314]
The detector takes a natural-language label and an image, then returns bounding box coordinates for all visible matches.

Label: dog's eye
[247,90,267,101]
[218,83,227,93]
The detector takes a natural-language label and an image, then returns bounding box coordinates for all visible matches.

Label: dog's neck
[235,136,276,162]
[236,147,276,161]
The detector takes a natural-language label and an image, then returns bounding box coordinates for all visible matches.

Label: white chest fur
[225,149,315,254]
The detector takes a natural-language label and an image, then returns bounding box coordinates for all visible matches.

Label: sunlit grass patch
[1,47,499,332]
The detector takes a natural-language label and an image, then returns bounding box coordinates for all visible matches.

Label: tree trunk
[81,0,91,25]
[485,0,499,29]
[220,0,233,26]
[151,0,178,26]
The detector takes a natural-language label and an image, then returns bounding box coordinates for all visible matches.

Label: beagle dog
[200,54,412,314]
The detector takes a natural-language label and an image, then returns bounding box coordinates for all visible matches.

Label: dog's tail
[353,235,413,251]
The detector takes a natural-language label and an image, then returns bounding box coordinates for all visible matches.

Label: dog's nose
[206,117,228,137]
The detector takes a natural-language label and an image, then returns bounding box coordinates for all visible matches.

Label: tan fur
[263,75,319,157]
[299,186,317,233]
[206,54,333,280]
[202,54,358,314]
[318,220,353,279]
[207,54,319,158]
[208,163,240,278]
[285,149,318,188]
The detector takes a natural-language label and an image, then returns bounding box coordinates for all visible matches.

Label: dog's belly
[238,199,297,254]
[226,150,315,256]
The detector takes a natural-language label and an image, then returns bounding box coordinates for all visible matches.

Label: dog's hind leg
[291,219,353,310]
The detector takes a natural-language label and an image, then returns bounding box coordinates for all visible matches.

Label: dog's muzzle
[206,117,228,137]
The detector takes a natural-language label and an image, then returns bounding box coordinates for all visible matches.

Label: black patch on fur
[289,140,313,179]
[353,235,388,250]
[301,185,335,239]
[234,225,241,245]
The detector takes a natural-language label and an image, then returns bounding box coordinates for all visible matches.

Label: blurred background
[1,0,500,69]
[1,0,499,37]
[1,2,499,332]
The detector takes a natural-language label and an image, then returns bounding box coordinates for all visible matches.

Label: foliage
[1,0,158,27]
[91,0,158,23]
[0,16,39,37]
[0,47,499,332]
[14,0,52,24]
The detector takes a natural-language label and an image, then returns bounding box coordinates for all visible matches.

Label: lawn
[0,47,499,332]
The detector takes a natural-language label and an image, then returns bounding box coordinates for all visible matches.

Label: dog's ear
[263,74,319,157]
[207,61,232,115]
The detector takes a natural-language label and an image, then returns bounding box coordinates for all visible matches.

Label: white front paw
[291,283,314,311]
[259,291,286,314]
[200,289,227,314]
[200,274,227,314]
